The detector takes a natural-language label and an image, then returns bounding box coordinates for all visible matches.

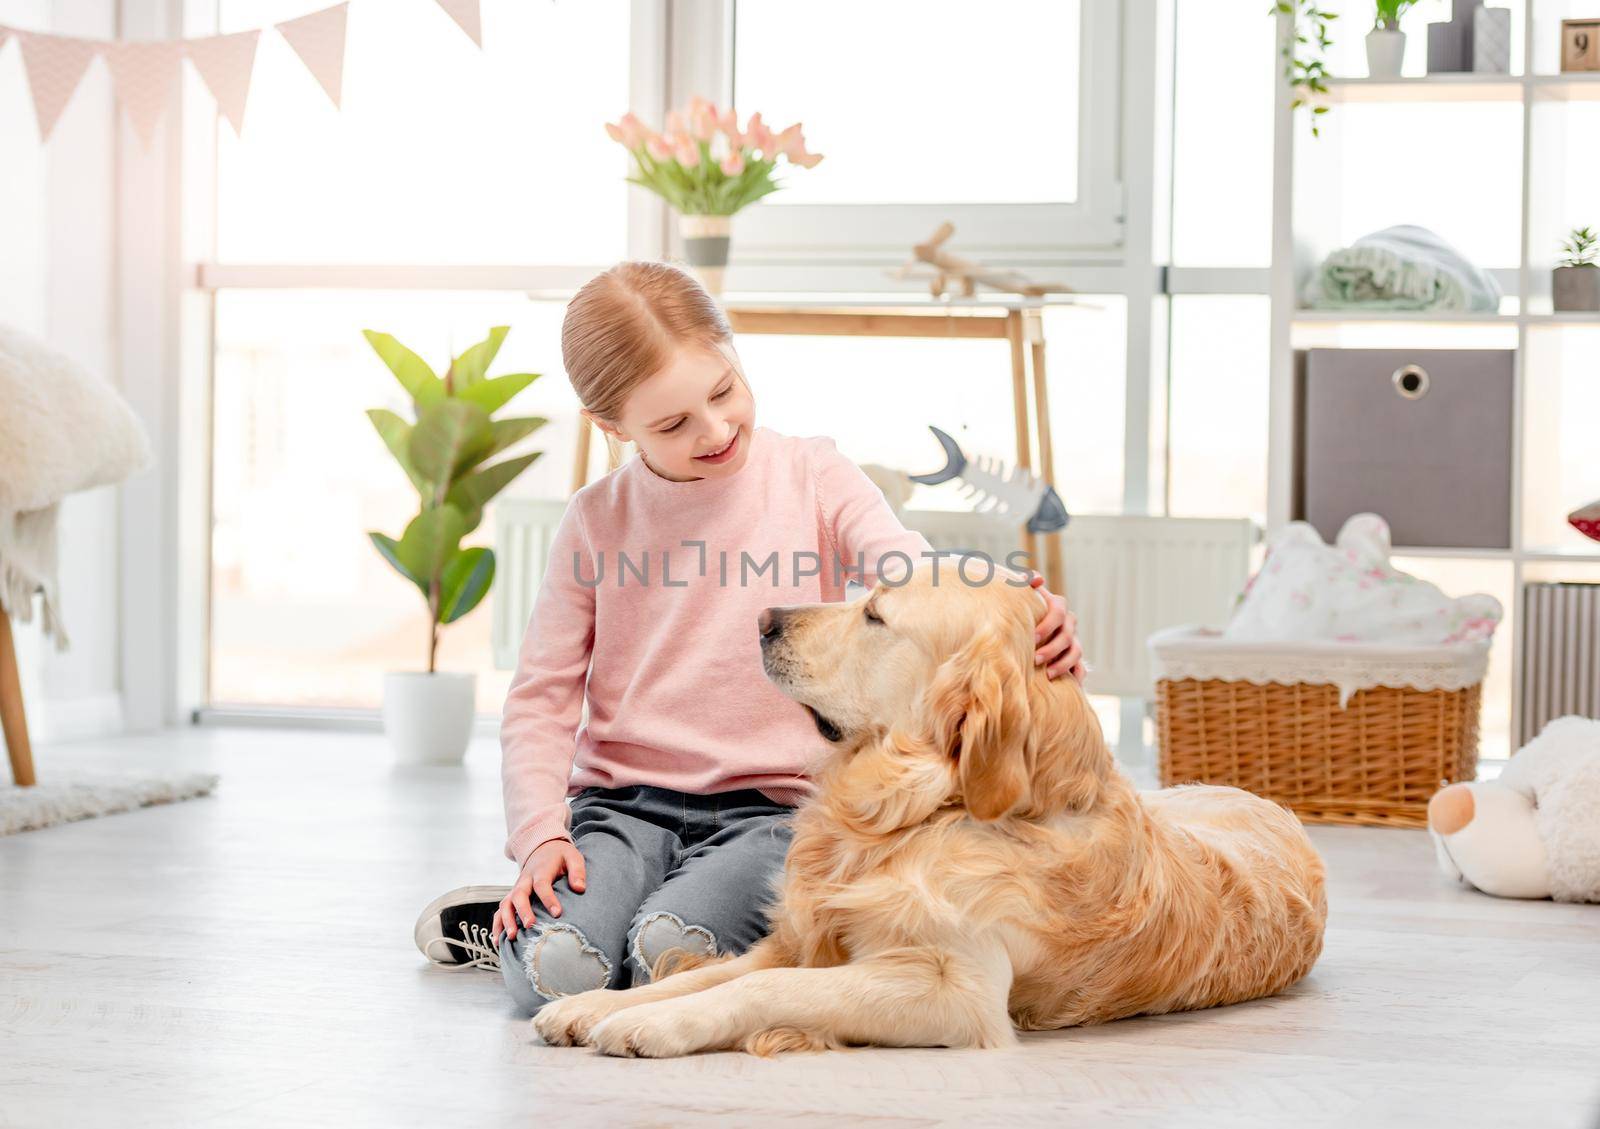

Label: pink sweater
[500,426,932,866]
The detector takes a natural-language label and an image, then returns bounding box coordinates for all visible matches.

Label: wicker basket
[1150,628,1489,829]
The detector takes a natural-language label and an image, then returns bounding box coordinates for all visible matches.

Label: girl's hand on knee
[493,839,588,945]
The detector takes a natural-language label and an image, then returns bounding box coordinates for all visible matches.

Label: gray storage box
[1298,347,1513,549]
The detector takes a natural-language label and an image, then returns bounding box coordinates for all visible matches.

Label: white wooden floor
[3,728,1598,1129]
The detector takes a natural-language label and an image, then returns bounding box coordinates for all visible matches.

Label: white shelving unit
[1267,6,1600,757]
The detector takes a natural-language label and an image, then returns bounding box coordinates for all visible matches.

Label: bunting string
[0,0,482,148]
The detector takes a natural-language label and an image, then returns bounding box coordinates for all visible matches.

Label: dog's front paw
[589,1003,717,1059]
[533,989,630,1047]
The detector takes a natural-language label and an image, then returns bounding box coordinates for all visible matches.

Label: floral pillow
[1224,513,1501,645]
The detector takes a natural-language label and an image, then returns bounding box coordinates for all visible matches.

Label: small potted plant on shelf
[363,326,546,765]
[1554,226,1600,312]
[604,96,824,297]
[1367,0,1417,77]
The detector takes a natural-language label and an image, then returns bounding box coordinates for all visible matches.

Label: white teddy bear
[1427,716,1600,903]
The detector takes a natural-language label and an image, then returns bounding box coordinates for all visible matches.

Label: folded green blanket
[1304,225,1501,312]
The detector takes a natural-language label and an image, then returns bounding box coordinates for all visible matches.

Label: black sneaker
[414,885,509,971]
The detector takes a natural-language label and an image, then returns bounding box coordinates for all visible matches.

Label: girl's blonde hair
[561,260,733,425]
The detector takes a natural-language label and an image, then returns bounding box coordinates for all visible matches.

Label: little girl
[414,261,1083,1015]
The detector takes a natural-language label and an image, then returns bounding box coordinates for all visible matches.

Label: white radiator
[1520,582,1600,744]
[891,511,1256,699]
[492,498,571,670]
[1056,515,1255,698]
[493,498,1256,701]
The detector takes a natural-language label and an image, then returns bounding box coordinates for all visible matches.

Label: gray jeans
[499,784,794,1016]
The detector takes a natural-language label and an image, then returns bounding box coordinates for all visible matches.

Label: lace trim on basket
[1152,652,1484,703]
[1150,633,1490,708]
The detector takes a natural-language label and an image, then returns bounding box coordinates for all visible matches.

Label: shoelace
[425,920,502,972]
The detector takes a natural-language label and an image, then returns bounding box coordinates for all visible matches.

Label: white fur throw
[0,325,150,648]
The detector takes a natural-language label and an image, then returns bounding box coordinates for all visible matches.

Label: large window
[200,0,636,713]
[208,292,582,712]
[191,0,1142,717]
[734,1,1081,206]
[1166,296,1270,524]
[213,0,630,265]
[728,0,1123,261]
[1162,3,1276,522]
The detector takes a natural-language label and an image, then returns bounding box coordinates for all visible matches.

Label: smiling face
[587,339,756,482]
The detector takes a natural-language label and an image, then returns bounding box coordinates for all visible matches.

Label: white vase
[678,213,732,298]
[382,671,476,765]
[1366,27,1406,78]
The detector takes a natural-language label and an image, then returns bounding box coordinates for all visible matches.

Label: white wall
[3,0,127,742]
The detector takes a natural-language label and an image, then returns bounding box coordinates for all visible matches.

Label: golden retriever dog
[534,564,1327,1057]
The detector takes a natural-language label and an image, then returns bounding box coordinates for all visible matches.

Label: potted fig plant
[604,96,823,297]
[364,326,545,765]
[1553,226,1600,312]
[1367,0,1416,77]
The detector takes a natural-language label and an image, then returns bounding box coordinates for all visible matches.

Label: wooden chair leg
[0,608,37,787]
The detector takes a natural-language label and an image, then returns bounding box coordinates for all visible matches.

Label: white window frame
[669,0,1126,272]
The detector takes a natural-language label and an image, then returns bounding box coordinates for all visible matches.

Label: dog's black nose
[759,607,785,642]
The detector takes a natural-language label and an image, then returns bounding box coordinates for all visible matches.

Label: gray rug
[0,771,220,835]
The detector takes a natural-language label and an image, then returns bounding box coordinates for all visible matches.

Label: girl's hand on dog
[1028,573,1085,683]
[493,839,587,945]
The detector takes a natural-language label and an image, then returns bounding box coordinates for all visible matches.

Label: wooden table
[570,296,1064,593]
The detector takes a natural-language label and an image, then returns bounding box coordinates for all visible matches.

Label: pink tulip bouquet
[604,96,823,217]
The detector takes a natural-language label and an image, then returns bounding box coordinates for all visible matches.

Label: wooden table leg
[0,608,37,787]
[1026,309,1066,598]
[1006,311,1040,575]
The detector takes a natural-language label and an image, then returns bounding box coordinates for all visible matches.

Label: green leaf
[363,330,444,406]
[456,372,540,414]
[438,546,495,624]
[409,400,494,486]
[446,452,542,533]
[366,409,431,495]
[395,505,467,586]
[447,326,510,391]
[483,416,548,463]
[369,531,427,594]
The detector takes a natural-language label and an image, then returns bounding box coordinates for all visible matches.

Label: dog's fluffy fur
[535,565,1327,1057]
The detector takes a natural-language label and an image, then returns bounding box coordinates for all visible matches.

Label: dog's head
[760,562,1107,829]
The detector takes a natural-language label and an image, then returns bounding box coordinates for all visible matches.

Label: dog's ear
[926,627,1033,821]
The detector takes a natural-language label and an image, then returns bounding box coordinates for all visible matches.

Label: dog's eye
[863,603,884,625]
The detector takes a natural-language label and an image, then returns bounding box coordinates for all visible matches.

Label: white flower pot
[678,213,732,298]
[1366,28,1406,78]
[382,671,476,765]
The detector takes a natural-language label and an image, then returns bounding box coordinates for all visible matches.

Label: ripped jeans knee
[628,910,718,984]
[520,922,613,1003]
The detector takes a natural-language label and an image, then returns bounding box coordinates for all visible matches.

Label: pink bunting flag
[276,2,349,109]
[433,0,482,48]
[16,31,99,143]
[185,29,260,134]
[104,40,182,149]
